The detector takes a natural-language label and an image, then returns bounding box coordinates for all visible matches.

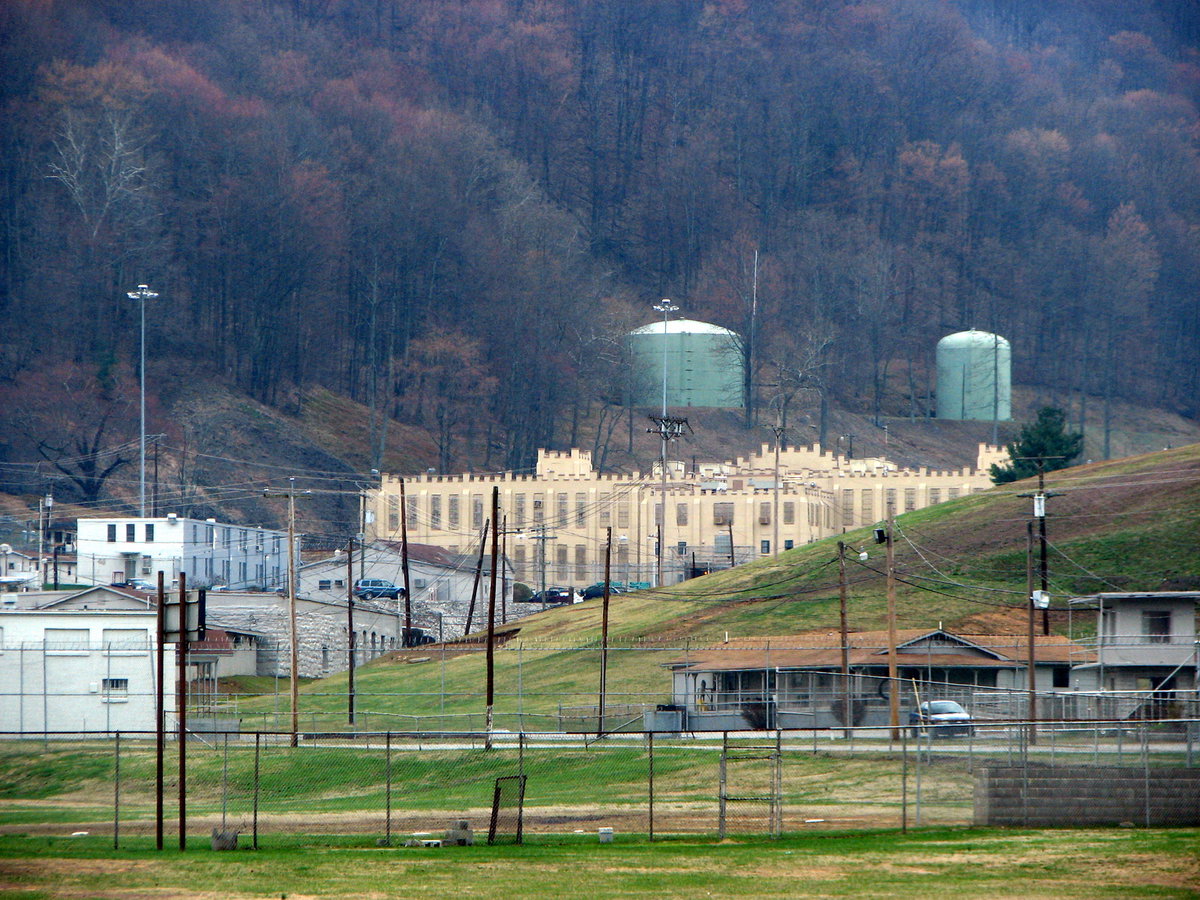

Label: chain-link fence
[2,719,1197,848]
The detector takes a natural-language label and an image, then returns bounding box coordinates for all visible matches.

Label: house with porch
[665,628,1089,731]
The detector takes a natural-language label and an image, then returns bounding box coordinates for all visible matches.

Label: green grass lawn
[0,828,1196,899]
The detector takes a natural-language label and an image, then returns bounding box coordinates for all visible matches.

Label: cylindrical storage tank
[936,329,1011,421]
[627,319,743,409]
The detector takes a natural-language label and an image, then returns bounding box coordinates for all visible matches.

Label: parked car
[526,587,574,605]
[580,582,625,600]
[353,578,403,600]
[909,700,974,737]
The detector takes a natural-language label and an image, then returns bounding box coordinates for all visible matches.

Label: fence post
[221,732,229,833]
[253,732,260,850]
[900,727,907,833]
[1143,735,1151,828]
[648,731,654,842]
[114,731,120,850]
[385,732,393,846]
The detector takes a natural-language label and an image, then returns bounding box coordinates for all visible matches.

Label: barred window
[676,502,688,526]
[557,492,568,526]
[513,494,524,527]
[948,487,960,500]
[575,544,587,580]
[576,492,587,527]
[885,488,897,514]
[599,492,611,526]
[759,502,771,525]
[783,501,795,525]
[449,496,460,529]
[904,487,917,512]
[472,495,484,529]
[861,491,873,523]
[430,495,442,529]
[713,502,734,525]
[929,488,941,505]
[555,544,568,579]
[841,490,854,526]
[617,501,630,529]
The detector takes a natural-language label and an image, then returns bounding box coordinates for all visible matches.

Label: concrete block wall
[975,766,1200,827]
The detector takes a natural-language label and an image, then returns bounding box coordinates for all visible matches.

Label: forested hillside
[1,0,1198,501]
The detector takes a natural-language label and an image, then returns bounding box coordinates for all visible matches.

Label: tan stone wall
[368,444,1000,588]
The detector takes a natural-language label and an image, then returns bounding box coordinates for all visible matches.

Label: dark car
[527,587,574,605]
[353,578,403,600]
[909,700,974,737]
[580,582,625,600]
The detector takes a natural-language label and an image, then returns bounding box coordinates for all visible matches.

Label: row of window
[396,486,973,535]
[104,523,284,554]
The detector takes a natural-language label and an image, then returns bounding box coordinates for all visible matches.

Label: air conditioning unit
[758,516,770,525]
[714,516,729,526]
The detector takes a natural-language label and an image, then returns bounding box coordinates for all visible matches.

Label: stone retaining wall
[974,766,1200,826]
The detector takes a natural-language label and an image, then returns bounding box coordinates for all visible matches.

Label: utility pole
[837,541,852,738]
[399,479,412,646]
[347,536,355,725]
[464,520,489,634]
[1026,520,1037,745]
[885,508,899,740]
[1018,458,1063,637]
[599,527,613,737]
[263,478,310,747]
[485,486,499,748]
[771,421,785,557]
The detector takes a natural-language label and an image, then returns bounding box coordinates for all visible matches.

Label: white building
[1070,592,1200,695]
[0,585,177,733]
[299,540,519,641]
[0,547,40,592]
[75,516,290,590]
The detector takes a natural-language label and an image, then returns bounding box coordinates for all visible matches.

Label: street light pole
[652,298,678,587]
[127,284,158,517]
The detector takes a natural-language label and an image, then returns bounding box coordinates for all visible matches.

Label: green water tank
[627,319,743,409]
[936,329,1011,421]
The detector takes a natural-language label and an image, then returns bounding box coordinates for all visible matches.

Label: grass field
[0,828,1197,899]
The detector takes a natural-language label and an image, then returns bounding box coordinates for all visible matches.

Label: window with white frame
[102,628,149,654]
[45,628,89,654]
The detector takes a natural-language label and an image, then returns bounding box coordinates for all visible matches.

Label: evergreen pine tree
[990,407,1084,484]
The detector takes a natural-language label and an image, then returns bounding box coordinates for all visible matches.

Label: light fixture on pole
[127,284,158,516]
[652,298,678,415]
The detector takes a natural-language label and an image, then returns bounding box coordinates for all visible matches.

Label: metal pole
[485,487,499,746]
[126,285,157,515]
[114,731,120,850]
[155,571,165,850]
[599,528,612,737]
[648,731,655,841]
[347,539,355,725]
[177,572,187,851]
[287,481,299,747]
[252,732,260,850]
